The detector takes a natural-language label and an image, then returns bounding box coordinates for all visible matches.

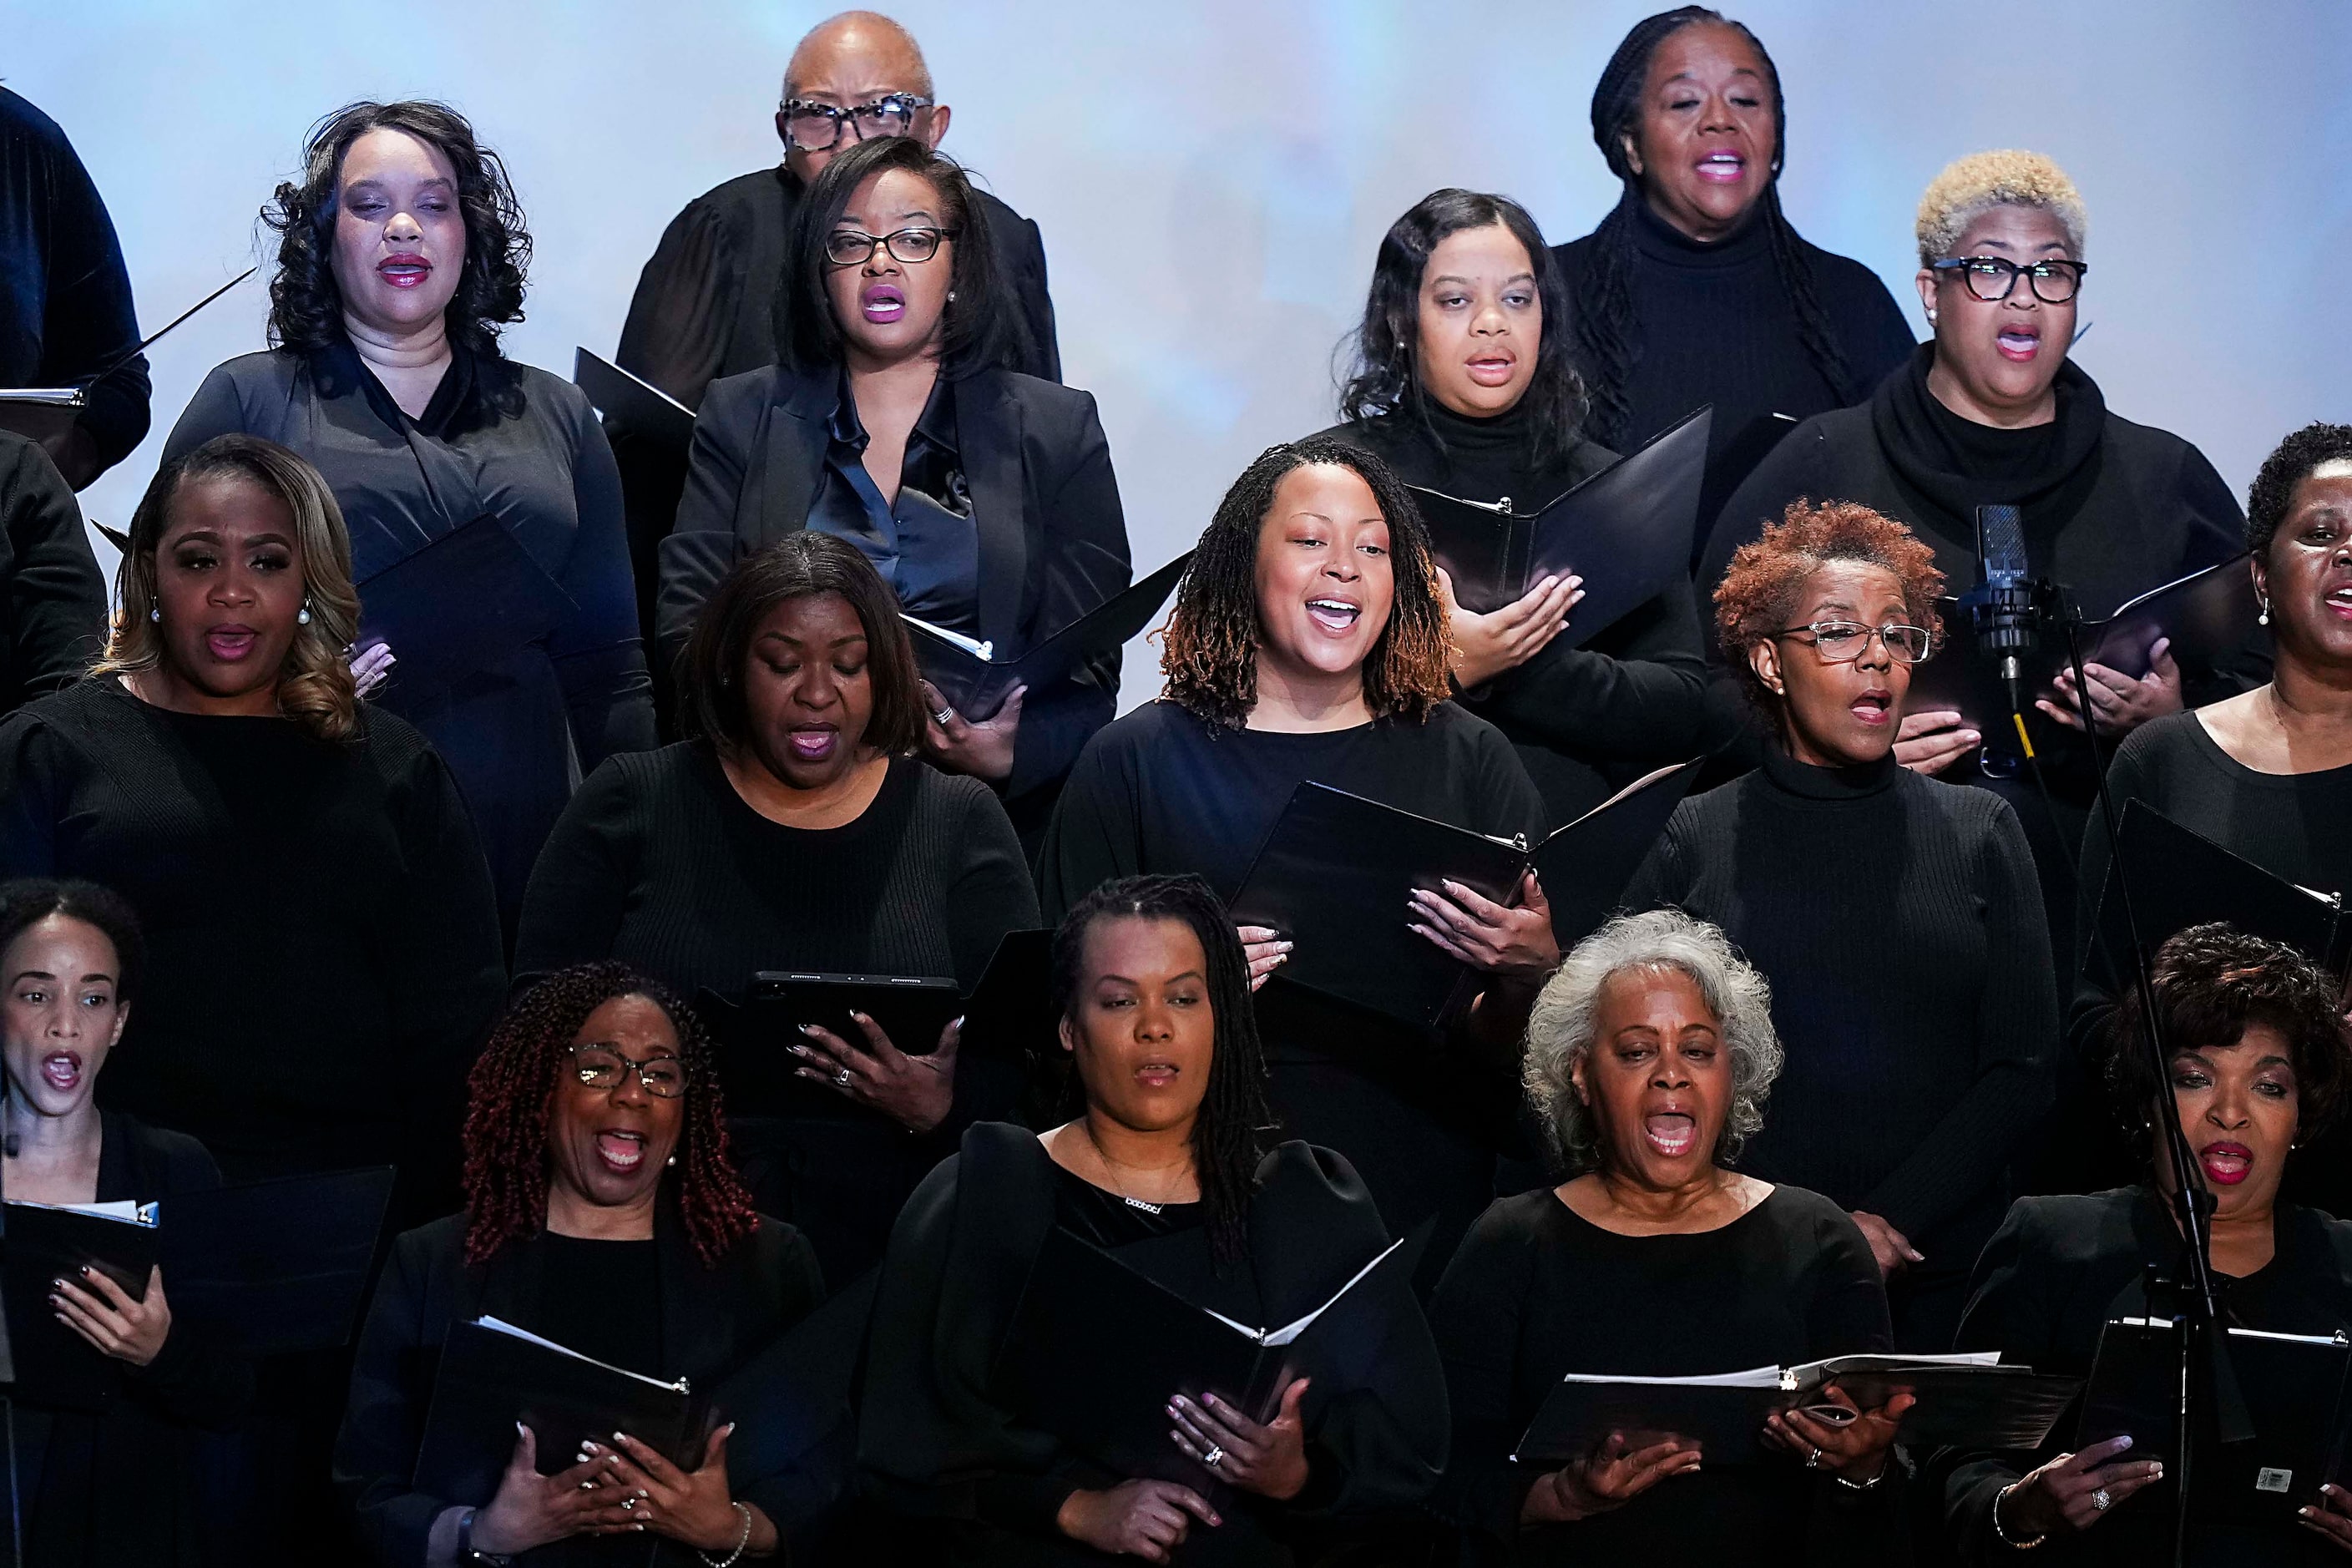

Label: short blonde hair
[1915,149,2086,266]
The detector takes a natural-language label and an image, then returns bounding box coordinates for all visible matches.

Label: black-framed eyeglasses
[823,226,957,268]
[565,1042,686,1098]
[1773,620,1935,665]
[780,94,933,152]
[1929,255,2087,304]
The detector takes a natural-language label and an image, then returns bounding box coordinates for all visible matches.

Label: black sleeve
[656,373,760,675]
[37,129,149,471]
[1835,271,1921,402]
[1620,802,1695,913]
[0,437,105,705]
[2172,441,2265,706]
[1036,724,1144,923]
[126,1140,255,1433]
[1425,1205,1542,1545]
[2067,731,2154,1075]
[549,399,658,767]
[1937,1203,2060,1565]
[158,362,248,463]
[1470,582,1709,763]
[615,197,741,412]
[511,756,642,991]
[942,782,1042,1135]
[335,1230,458,1565]
[1698,425,1830,654]
[0,702,64,874]
[1007,213,1061,386]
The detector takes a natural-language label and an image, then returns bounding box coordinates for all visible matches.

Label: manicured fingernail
[2115,1436,2132,1449]
[50,1278,63,1290]
[613,1431,627,1442]
[78,1265,91,1276]
[516,1421,529,1436]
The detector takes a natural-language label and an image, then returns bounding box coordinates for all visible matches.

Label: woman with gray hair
[1428,908,1909,1565]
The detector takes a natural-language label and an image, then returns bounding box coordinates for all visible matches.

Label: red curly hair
[1714,498,1946,716]
[461,962,757,1268]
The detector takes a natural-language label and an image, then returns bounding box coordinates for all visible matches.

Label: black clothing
[1314,405,1712,824]
[0,89,149,477]
[533,1235,663,1378]
[0,679,505,1216]
[660,362,1130,836]
[1050,1162,1203,1249]
[1552,192,1914,531]
[1429,1184,1899,1565]
[1624,746,2057,1349]
[0,431,106,712]
[857,1123,1449,1565]
[513,743,1039,1284]
[814,368,981,632]
[1039,699,1546,1282]
[162,343,658,933]
[336,1196,826,1568]
[11,1112,251,1568]
[1940,1188,2352,1565]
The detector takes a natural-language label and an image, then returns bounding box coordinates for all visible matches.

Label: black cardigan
[335,1196,826,1567]
[0,431,105,716]
[658,363,1130,813]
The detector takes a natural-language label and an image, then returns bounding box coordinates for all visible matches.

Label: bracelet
[699,1501,753,1568]
[1833,1464,1889,1492]
[456,1507,516,1567]
[1992,1481,2048,1550]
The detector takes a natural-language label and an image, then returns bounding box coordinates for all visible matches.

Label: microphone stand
[0,1085,20,1568]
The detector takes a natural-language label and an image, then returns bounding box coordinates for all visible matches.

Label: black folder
[159,1166,396,1356]
[1,1199,159,1411]
[1404,405,1709,631]
[1228,761,1701,1030]
[906,552,1193,721]
[2085,801,2352,999]
[416,1317,712,1498]
[356,514,578,696]
[574,347,695,458]
[956,928,1055,1059]
[998,1223,1425,1491]
[2080,1316,2352,1523]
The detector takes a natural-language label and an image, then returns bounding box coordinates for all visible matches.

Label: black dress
[336,1193,826,1567]
[660,362,1130,846]
[857,1123,1449,1565]
[1312,402,1712,825]
[1939,1187,2352,1565]
[0,431,106,714]
[11,1111,252,1568]
[1039,698,1546,1285]
[161,341,659,933]
[513,744,1039,1283]
[1623,746,2057,1351]
[1429,1184,1899,1565]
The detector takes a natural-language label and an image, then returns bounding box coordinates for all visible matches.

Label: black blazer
[335,1196,825,1567]
[0,430,104,717]
[657,362,1130,808]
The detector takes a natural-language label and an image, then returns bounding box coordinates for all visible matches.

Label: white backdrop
[8,0,2348,710]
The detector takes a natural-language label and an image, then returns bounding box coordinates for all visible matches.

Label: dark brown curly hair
[461,963,756,1268]
[263,100,530,358]
[1160,438,1453,729]
[1714,498,1945,717]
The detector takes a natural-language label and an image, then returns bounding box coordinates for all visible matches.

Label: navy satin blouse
[811,371,981,637]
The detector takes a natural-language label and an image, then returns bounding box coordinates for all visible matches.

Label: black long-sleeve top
[162,342,658,933]
[857,1122,1449,1565]
[1939,1188,2352,1565]
[1623,746,2056,1329]
[1312,402,1711,826]
[1429,1184,1898,1566]
[13,1111,253,1568]
[0,89,149,476]
[335,1192,826,1568]
[0,432,106,714]
[0,679,506,1222]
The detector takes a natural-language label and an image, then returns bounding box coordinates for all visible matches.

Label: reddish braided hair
[461,962,757,1268]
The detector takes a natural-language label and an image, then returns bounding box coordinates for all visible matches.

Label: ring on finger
[932,706,954,726]
[1805,1446,1824,1470]
[1203,1444,1226,1470]
[2092,1487,2112,1511]
[833,1067,853,1087]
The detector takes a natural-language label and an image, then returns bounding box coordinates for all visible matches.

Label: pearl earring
[149,605,160,623]
[2258,599,2271,627]
[947,289,958,302]
[665,1155,677,1167]
[297,600,313,627]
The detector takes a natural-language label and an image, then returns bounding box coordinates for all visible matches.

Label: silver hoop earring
[297,601,313,627]
[148,606,160,623]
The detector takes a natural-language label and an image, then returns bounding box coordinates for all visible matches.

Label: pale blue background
[7,0,2347,708]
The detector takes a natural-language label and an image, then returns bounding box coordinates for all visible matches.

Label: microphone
[1970,503,2039,720]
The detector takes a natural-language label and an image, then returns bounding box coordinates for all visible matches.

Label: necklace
[1081,1122,1191,1211]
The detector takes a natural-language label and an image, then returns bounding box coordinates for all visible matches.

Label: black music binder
[356,513,578,695]
[574,347,695,458]
[159,1166,396,1356]
[1,1199,159,1410]
[907,553,1192,721]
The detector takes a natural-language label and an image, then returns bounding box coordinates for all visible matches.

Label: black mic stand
[0,1080,21,1568]
[2050,580,2253,1567]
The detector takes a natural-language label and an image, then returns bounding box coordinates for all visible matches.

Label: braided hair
[460,963,756,1268]
[1574,8,1855,450]
[1049,874,1274,1269]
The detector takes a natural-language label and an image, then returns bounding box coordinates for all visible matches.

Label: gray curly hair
[1524,908,1783,1175]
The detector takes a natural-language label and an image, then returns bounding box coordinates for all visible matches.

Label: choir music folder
[1228,760,1701,1031]
[1,1198,159,1411]
[355,513,579,695]
[159,1166,397,1356]
[1404,405,1710,630]
[1512,1353,2081,1466]
[998,1222,1427,1492]
[574,346,695,458]
[2079,1316,2352,1524]
[415,1317,712,1498]
[904,551,1193,721]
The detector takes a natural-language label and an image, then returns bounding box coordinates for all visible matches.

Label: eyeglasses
[1929,255,2087,305]
[1773,620,1935,665]
[780,94,933,152]
[823,226,957,268]
[565,1042,686,1099]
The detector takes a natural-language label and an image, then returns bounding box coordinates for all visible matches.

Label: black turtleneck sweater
[1623,746,2057,1347]
[1313,402,1712,825]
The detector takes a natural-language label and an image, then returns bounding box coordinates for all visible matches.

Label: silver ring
[1806,1446,1824,1470]
[1203,1444,1225,1470]
[622,1496,638,1512]
[932,706,954,726]
[2091,1487,2112,1511]
[833,1068,853,1087]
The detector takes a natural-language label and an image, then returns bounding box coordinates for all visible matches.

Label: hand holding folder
[907,552,1192,721]
[355,515,578,701]
[1,1199,159,1410]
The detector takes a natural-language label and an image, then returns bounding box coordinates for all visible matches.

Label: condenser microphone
[1971,503,2038,717]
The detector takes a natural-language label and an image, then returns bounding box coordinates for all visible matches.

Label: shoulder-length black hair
[0,878,146,1003]
[1050,874,1273,1268]
[775,135,1020,377]
[1338,188,1588,468]
[262,99,531,358]
[675,530,928,758]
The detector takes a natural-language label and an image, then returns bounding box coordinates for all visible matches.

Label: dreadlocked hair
[1048,874,1273,1270]
[1159,438,1453,730]
[461,962,756,1269]
[1573,8,1854,450]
